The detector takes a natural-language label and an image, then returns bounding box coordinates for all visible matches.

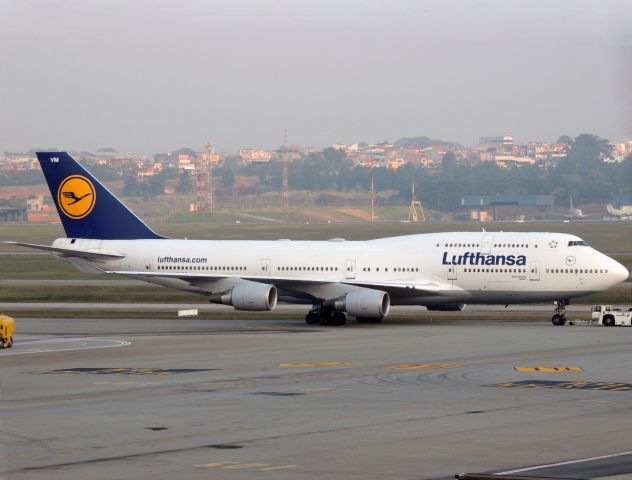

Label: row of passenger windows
[157,265,246,271]
[546,268,608,274]
[437,243,535,248]
[457,267,609,274]
[439,243,480,248]
[278,266,338,272]
[154,265,609,276]
[362,267,419,273]
[462,268,526,273]
[494,243,532,248]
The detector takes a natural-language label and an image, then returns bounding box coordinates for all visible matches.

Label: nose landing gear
[551,300,569,326]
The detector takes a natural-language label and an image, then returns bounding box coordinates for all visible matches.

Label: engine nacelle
[210,284,277,311]
[426,303,466,311]
[335,290,390,318]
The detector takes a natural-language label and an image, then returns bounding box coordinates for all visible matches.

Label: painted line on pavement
[497,450,632,474]
[515,366,583,373]
[279,362,353,367]
[386,363,462,370]
[0,338,130,356]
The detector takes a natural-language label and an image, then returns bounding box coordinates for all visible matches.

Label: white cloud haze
[1,0,630,153]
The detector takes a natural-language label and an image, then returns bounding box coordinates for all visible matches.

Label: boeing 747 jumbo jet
[6,152,628,326]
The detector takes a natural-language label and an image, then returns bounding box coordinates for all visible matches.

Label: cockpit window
[568,240,589,247]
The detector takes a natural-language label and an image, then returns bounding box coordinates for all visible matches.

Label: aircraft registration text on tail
[4,152,628,326]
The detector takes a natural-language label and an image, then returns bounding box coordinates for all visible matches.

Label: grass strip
[0,284,629,304]
[0,285,202,303]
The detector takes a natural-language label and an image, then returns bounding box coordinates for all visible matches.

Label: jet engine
[210,284,277,311]
[334,290,390,318]
[426,303,466,311]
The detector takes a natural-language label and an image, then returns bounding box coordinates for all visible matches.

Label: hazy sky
[1,0,630,153]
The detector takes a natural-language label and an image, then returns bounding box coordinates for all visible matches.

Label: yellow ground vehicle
[0,314,15,348]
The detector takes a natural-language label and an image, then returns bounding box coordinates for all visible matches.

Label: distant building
[612,194,632,208]
[200,151,223,165]
[240,149,273,164]
[479,135,513,146]
[26,195,58,222]
[0,155,38,171]
[155,153,178,167]
[178,154,195,171]
[493,155,536,168]
[461,195,555,221]
[137,162,163,178]
[388,158,405,169]
[0,207,27,222]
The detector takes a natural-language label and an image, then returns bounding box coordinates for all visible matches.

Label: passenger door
[480,234,494,254]
[529,261,540,281]
[260,259,271,275]
[345,260,356,279]
[447,265,457,280]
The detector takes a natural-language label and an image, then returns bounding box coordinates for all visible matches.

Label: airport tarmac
[2,316,632,480]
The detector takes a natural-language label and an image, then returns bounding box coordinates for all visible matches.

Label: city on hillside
[1,134,631,223]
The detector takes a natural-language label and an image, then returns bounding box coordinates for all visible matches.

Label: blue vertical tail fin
[37,152,164,240]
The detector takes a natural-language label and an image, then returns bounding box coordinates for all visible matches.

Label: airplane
[4,152,628,327]
[606,204,632,220]
[552,194,602,220]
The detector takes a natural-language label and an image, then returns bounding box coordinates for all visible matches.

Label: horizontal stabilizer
[3,241,125,260]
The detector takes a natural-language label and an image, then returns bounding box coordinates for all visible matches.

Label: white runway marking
[0,338,130,356]
[497,450,632,474]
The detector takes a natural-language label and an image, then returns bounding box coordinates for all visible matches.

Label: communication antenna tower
[371,175,376,222]
[195,141,214,213]
[281,129,289,216]
[408,179,426,222]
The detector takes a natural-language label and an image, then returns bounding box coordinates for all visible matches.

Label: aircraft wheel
[331,312,346,326]
[551,314,566,326]
[602,315,615,327]
[318,310,333,326]
[356,317,383,324]
[305,312,319,325]
[8,337,13,348]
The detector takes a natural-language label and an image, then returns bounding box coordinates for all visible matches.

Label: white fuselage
[53,231,628,308]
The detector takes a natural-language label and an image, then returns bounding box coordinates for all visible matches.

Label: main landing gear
[356,317,383,324]
[305,306,346,326]
[304,305,384,326]
[551,300,569,326]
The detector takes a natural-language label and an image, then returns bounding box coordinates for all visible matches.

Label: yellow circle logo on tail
[57,175,96,219]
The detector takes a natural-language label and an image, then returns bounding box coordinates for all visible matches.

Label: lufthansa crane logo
[57,175,96,219]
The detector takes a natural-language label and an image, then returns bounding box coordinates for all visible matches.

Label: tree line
[4,133,627,211]
[221,133,631,209]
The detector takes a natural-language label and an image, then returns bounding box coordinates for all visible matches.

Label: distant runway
[3,316,632,479]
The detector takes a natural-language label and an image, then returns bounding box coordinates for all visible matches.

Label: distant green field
[0,284,200,303]
[0,255,111,280]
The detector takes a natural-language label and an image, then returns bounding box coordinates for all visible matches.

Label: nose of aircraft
[610,259,630,285]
